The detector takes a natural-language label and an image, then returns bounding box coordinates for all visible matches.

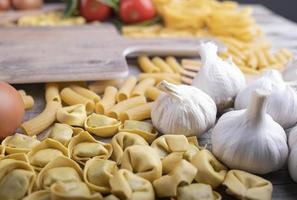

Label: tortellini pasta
[56,104,87,127]
[23,190,51,200]
[47,123,74,146]
[0,159,36,200]
[222,170,273,200]
[176,183,222,200]
[0,153,30,166]
[50,181,103,200]
[191,149,228,188]
[121,145,162,182]
[28,138,68,171]
[109,169,155,200]
[111,132,148,164]
[153,159,197,197]
[0,145,4,158]
[84,113,121,137]
[2,133,40,154]
[119,120,157,143]
[84,157,118,194]
[68,131,112,165]
[37,156,83,190]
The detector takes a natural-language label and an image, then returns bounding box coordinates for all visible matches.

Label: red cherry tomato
[80,0,112,22]
[119,0,156,24]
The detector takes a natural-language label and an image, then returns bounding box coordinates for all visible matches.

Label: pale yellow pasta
[227,45,246,61]
[19,91,34,110]
[246,52,258,69]
[181,59,201,70]
[138,56,160,73]
[60,87,95,114]
[165,56,183,73]
[256,49,269,68]
[263,50,277,65]
[145,87,162,101]
[107,96,147,120]
[88,80,122,94]
[56,104,87,127]
[45,83,61,103]
[152,57,174,73]
[18,90,26,96]
[70,85,101,103]
[117,76,137,102]
[131,78,156,97]
[139,73,181,83]
[21,101,61,136]
[95,86,118,114]
[279,48,293,59]
[238,66,260,75]
[274,50,288,64]
[119,102,153,122]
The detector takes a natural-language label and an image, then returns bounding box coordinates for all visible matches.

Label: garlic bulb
[235,69,297,129]
[192,42,245,112]
[288,126,297,182]
[212,89,288,174]
[282,58,297,81]
[151,80,217,137]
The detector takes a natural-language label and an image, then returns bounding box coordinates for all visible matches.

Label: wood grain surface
[12,4,297,200]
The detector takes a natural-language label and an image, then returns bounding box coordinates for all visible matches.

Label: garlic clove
[288,147,297,182]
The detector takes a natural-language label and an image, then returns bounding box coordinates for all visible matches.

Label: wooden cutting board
[0,23,207,84]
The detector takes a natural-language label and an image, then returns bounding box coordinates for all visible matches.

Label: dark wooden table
[13,5,297,200]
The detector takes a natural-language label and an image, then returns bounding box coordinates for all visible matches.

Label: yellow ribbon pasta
[56,104,87,127]
[2,133,40,154]
[95,86,118,114]
[117,76,137,102]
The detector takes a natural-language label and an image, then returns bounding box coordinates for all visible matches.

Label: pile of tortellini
[0,127,273,200]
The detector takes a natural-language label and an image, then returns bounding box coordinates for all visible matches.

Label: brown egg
[0,0,11,11]
[0,82,25,139]
[12,0,43,10]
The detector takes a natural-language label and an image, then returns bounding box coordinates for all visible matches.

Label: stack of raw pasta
[0,77,273,200]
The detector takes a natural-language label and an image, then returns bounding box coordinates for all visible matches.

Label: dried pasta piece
[152,57,174,73]
[0,159,36,200]
[107,96,147,120]
[70,85,101,103]
[95,86,118,114]
[121,145,162,182]
[119,120,157,143]
[191,149,228,188]
[2,133,40,154]
[176,183,222,200]
[50,181,103,200]
[117,76,137,102]
[153,159,197,197]
[56,104,87,127]
[23,190,51,200]
[138,56,160,73]
[131,78,156,97]
[0,153,30,166]
[68,131,112,165]
[109,169,155,200]
[60,87,95,114]
[37,156,83,190]
[111,132,148,164]
[84,157,118,194]
[0,145,4,158]
[21,101,61,136]
[139,73,181,83]
[46,123,73,146]
[144,86,162,101]
[119,102,153,122]
[28,138,68,171]
[88,79,122,94]
[19,90,35,110]
[223,170,272,200]
[45,83,61,103]
[84,113,121,137]
[165,56,183,73]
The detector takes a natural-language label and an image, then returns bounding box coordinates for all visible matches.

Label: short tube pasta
[60,87,95,114]
[21,101,61,136]
[45,83,61,103]
[139,73,181,83]
[108,96,147,119]
[117,76,137,102]
[70,85,100,103]
[88,80,122,94]
[119,102,153,122]
[145,87,162,101]
[152,57,174,73]
[21,95,35,110]
[165,56,183,73]
[95,86,118,114]
[138,56,160,73]
[131,78,156,97]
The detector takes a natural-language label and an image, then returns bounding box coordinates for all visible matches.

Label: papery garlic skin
[282,58,297,81]
[288,126,297,182]
[151,81,217,137]
[192,42,245,112]
[235,69,297,129]
[212,90,288,174]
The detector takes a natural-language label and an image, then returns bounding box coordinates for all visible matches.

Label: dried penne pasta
[180,70,197,78]
[181,76,193,85]
[45,83,61,103]
[95,86,118,114]
[70,85,101,103]
[152,57,174,73]
[60,87,95,114]
[246,52,258,69]
[263,50,277,65]
[145,87,162,101]
[181,59,201,67]
[18,90,26,96]
[274,50,288,64]
[165,56,183,73]
[108,96,147,119]
[138,56,160,73]
[256,50,269,68]
[131,78,156,97]
[117,76,137,102]
[139,73,181,83]
[279,48,293,59]
[21,101,61,136]
[88,80,122,94]
[21,94,34,110]
[238,66,260,75]
[119,102,154,122]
